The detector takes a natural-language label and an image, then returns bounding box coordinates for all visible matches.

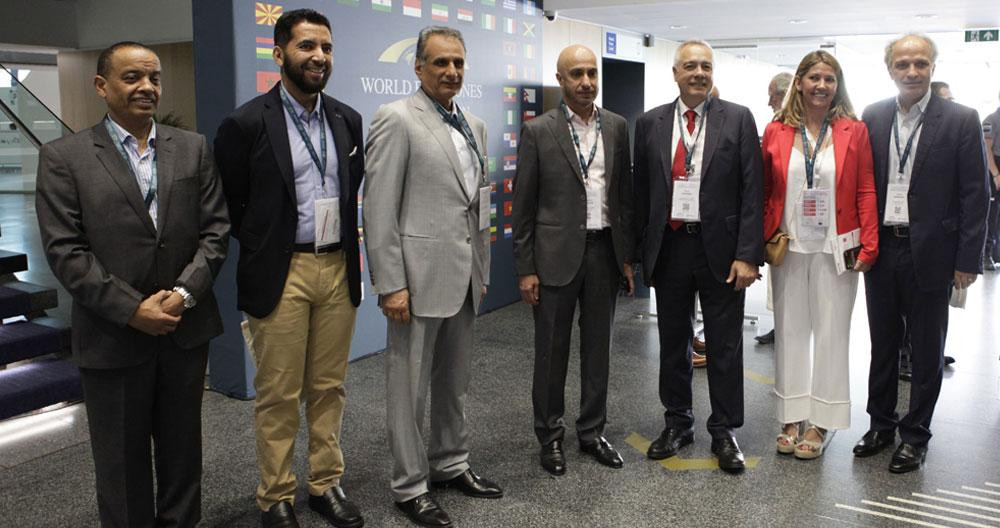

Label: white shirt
[446,102,481,199]
[107,116,158,226]
[669,97,708,182]
[782,133,837,254]
[887,88,932,187]
[565,104,609,228]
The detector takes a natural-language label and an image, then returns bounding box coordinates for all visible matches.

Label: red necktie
[670,109,697,230]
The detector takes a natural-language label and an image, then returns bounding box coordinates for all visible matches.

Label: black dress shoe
[647,427,694,460]
[580,436,624,469]
[262,501,300,528]
[711,436,746,473]
[889,443,928,474]
[944,355,956,366]
[540,440,566,475]
[395,493,451,527]
[431,469,503,498]
[308,486,364,528]
[754,329,775,344]
[853,429,895,457]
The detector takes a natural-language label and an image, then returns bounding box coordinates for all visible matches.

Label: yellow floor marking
[744,368,774,386]
[624,432,760,471]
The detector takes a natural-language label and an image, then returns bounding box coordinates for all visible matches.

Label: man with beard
[214,9,365,528]
[364,26,501,527]
[513,44,634,476]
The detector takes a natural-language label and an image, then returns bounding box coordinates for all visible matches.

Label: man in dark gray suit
[36,42,229,527]
[512,44,634,476]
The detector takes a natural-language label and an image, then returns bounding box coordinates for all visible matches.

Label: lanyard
[280,87,328,188]
[891,109,924,181]
[800,118,830,188]
[675,97,710,177]
[560,102,602,179]
[427,91,486,178]
[104,117,157,207]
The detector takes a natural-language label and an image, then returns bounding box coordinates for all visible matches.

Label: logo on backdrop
[360,37,484,99]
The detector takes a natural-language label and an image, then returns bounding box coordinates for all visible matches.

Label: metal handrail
[0,61,74,136]
[0,96,43,149]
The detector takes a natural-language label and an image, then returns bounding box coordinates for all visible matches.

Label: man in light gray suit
[35,41,229,526]
[513,45,635,477]
[363,26,502,528]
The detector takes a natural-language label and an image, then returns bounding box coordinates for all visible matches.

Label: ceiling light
[788,19,808,25]
[914,13,937,20]
[669,24,687,29]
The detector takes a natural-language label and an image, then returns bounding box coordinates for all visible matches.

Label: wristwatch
[172,286,197,309]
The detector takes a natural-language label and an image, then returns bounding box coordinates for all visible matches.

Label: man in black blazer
[854,33,989,473]
[36,42,229,527]
[633,40,763,473]
[513,44,635,476]
[214,10,364,528]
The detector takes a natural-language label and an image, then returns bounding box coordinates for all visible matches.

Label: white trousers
[772,251,858,430]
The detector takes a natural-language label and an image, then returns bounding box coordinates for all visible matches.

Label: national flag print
[523,21,536,37]
[337,0,359,5]
[256,37,273,60]
[481,0,495,6]
[522,88,537,104]
[523,43,535,59]
[503,178,513,193]
[503,201,513,216]
[503,155,517,171]
[523,0,536,15]
[503,224,513,239]
[481,13,496,30]
[457,8,473,22]
[502,0,516,10]
[502,40,517,56]
[522,66,537,81]
[503,131,516,148]
[506,110,515,125]
[490,225,498,243]
[372,0,392,12]
[503,17,515,34]
[491,203,497,220]
[431,3,448,21]
[490,181,498,193]
[403,0,421,17]
[502,86,516,102]
[523,110,536,121]
[256,71,281,93]
[506,64,516,80]
[255,2,282,25]
[488,157,497,173]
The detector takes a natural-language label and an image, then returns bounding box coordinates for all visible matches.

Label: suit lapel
[153,127,174,237]
[832,118,850,188]
[263,86,297,204]
[601,109,615,195]
[910,95,942,183]
[412,91,469,200]
[656,103,676,190]
[700,100,724,179]
[323,95,353,209]
[92,124,157,236]
[545,111,585,185]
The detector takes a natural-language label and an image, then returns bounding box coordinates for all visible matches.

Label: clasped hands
[127,290,186,336]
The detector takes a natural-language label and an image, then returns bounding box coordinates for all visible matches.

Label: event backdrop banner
[195,0,543,398]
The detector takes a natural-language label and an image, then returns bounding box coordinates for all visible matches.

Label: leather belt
[677,222,701,234]
[884,225,909,238]
[293,241,342,254]
[586,228,610,240]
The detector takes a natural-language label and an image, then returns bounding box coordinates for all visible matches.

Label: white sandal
[776,423,800,454]
[794,426,826,460]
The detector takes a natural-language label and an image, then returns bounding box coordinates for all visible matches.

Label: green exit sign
[965,29,998,42]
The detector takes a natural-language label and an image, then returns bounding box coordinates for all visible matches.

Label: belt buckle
[893,225,908,238]
[685,223,699,234]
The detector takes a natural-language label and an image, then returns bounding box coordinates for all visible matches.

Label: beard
[283,59,331,94]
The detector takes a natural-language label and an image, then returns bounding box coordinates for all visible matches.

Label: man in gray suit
[35,42,229,526]
[512,45,634,476]
[363,26,502,527]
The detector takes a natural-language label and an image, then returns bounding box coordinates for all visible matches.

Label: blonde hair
[776,50,855,127]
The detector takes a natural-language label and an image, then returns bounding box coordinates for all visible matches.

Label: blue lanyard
[560,102,602,179]
[280,87,328,188]
[104,117,157,207]
[675,97,710,176]
[891,109,924,180]
[800,118,830,189]
[428,92,486,177]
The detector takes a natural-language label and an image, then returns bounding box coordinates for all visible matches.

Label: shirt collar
[896,88,932,118]
[678,97,707,117]
[566,103,598,126]
[280,81,323,121]
[106,114,156,151]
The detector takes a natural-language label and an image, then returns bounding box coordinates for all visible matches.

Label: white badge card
[671,180,701,222]
[885,182,910,225]
[479,186,491,231]
[586,183,603,230]
[796,188,831,241]
[314,198,340,250]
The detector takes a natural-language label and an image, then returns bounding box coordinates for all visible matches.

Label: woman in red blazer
[762,50,878,460]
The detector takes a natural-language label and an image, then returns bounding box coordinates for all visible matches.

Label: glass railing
[0,63,72,193]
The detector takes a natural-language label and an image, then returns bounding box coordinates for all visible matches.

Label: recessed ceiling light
[914,13,937,19]
[788,19,808,24]
[669,24,688,29]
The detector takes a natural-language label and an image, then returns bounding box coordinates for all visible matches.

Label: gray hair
[884,33,938,67]
[415,26,466,64]
[673,39,713,68]
[770,72,792,95]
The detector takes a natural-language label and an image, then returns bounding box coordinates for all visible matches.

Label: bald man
[513,45,635,475]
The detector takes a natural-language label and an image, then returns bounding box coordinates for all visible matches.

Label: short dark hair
[97,41,156,77]
[274,9,331,48]
[415,26,466,64]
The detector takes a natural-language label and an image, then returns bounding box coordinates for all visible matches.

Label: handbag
[765,231,791,266]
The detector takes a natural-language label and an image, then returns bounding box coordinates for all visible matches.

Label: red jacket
[762,117,879,265]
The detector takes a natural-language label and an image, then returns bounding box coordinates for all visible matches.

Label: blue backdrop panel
[195,0,543,399]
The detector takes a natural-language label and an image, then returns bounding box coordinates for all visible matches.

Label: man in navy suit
[853,33,990,473]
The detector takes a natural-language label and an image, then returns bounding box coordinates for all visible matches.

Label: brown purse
[765,231,791,266]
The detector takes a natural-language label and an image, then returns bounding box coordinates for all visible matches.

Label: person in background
[930,81,953,101]
[982,89,1000,271]
[762,50,878,459]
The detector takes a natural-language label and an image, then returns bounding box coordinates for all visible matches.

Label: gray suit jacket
[512,106,635,286]
[363,89,490,318]
[36,122,230,369]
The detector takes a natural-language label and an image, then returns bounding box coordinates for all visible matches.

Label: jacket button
[158,242,166,249]
[466,236,471,243]
[580,224,586,230]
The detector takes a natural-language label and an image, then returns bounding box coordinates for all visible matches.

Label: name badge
[884,182,909,225]
[479,186,491,231]
[586,182,603,230]
[797,188,830,241]
[671,179,700,222]
[314,198,340,251]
